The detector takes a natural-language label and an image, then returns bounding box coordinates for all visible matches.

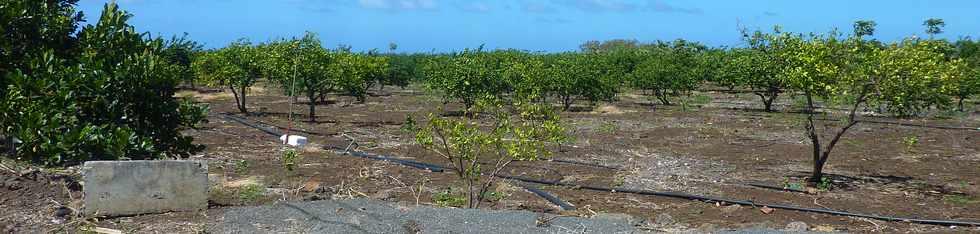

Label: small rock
[655,213,676,226]
[760,206,774,214]
[784,221,808,232]
[300,180,321,193]
[53,206,73,218]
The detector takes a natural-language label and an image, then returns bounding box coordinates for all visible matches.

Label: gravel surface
[223,199,638,233]
[221,199,825,234]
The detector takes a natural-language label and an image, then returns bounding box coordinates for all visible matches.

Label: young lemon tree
[276,33,334,122]
[406,96,566,208]
[332,52,390,103]
[737,30,787,112]
[422,48,508,110]
[544,53,618,110]
[629,41,705,105]
[952,39,980,111]
[191,39,261,113]
[773,28,961,183]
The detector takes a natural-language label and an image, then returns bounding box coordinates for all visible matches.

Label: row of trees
[191,32,395,122]
[413,20,979,184]
[421,48,624,111]
[418,33,978,116]
[1,1,208,165]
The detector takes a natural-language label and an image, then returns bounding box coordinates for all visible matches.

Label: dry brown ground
[2,86,979,233]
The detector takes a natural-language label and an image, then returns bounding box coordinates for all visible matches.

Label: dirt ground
[2,85,979,233]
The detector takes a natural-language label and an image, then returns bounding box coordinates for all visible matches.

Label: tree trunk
[755,91,778,112]
[804,93,824,183]
[811,156,827,183]
[763,98,774,112]
[308,92,317,123]
[958,96,966,112]
[562,95,572,111]
[240,86,248,114]
[229,85,246,114]
[806,87,867,184]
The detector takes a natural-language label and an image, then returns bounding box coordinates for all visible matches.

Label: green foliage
[754,24,966,183]
[923,18,945,37]
[871,39,962,116]
[407,96,566,208]
[611,173,626,187]
[1,2,207,166]
[714,30,788,111]
[281,148,299,171]
[422,48,510,109]
[383,52,417,89]
[234,159,250,174]
[594,122,619,134]
[333,51,390,103]
[432,190,467,207]
[160,33,203,87]
[629,40,705,105]
[481,191,508,202]
[944,195,977,205]
[544,53,619,110]
[902,136,919,153]
[254,32,388,121]
[783,179,806,191]
[0,0,82,78]
[259,32,334,122]
[951,38,980,111]
[853,20,877,37]
[238,183,266,202]
[815,177,832,190]
[192,39,261,113]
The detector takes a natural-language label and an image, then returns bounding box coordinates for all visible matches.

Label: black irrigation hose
[219,110,980,227]
[323,147,580,211]
[218,114,282,137]
[519,184,576,211]
[331,148,980,227]
[325,148,445,173]
[494,175,980,227]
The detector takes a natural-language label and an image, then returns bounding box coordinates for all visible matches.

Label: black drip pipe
[220,111,980,227]
[519,184,576,211]
[218,114,282,137]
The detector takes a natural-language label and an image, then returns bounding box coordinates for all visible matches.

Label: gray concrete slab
[221,199,822,234]
[82,160,208,216]
[222,199,638,233]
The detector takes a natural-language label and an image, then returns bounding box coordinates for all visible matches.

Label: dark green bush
[0,1,207,166]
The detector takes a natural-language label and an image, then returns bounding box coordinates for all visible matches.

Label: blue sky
[77,0,980,52]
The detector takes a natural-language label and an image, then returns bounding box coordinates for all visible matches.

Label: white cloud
[358,0,437,10]
[459,2,491,13]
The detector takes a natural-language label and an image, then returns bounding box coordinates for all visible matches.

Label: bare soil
[2,86,979,233]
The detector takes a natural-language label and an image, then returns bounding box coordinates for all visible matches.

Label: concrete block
[82,160,208,216]
[279,134,308,146]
